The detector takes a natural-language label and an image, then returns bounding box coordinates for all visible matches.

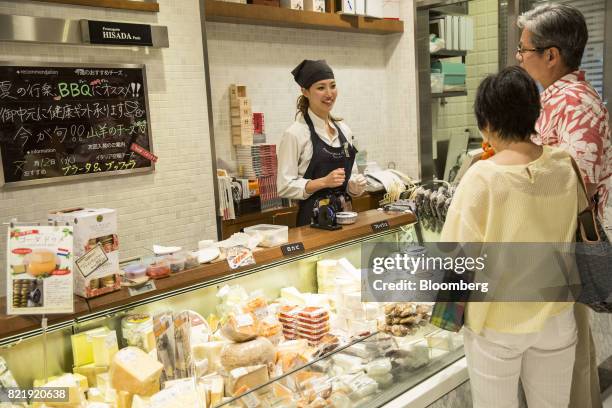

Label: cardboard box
[48,208,120,298]
[304,0,325,12]
[355,0,365,15]
[336,0,355,14]
[248,0,280,5]
[230,97,251,109]
[365,0,383,18]
[280,0,303,9]
[382,0,399,19]
[229,84,247,100]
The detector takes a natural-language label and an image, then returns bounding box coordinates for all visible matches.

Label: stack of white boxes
[336,0,384,17]
[382,0,400,19]
[230,84,253,146]
[304,0,325,12]
[280,0,303,10]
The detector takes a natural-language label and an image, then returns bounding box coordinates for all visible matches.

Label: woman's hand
[305,168,345,195]
[324,168,345,188]
[348,174,367,196]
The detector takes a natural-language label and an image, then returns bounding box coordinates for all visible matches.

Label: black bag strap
[569,157,601,242]
[568,156,589,205]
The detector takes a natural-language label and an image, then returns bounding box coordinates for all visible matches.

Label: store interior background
[1,0,609,294]
[0,0,218,297]
[207,3,420,179]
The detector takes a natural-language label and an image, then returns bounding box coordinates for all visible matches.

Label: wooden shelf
[0,297,91,344]
[0,209,416,344]
[432,91,467,98]
[430,49,467,58]
[33,0,160,12]
[204,0,404,34]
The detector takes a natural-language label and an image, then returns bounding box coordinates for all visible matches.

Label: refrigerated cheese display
[0,216,464,408]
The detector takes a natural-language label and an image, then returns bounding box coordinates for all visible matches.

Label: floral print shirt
[533,71,611,218]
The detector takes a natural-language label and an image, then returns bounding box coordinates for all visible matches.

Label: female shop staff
[277,60,367,226]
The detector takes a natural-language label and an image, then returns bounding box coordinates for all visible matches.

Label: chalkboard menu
[0,63,154,187]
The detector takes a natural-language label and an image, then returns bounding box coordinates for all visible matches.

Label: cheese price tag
[371,220,390,232]
[235,313,254,327]
[128,280,156,297]
[240,391,260,408]
[281,242,305,256]
[75,244,108,278]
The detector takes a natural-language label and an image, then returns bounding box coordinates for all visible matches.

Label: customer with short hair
[517,5,610,407]
[441,66,588,408]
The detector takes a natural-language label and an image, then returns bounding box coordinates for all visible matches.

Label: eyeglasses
[516,45,557,61]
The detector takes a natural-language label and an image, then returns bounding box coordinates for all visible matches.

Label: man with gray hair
[517,4,610,408]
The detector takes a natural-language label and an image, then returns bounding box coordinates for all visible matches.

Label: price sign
[281,242,305,256]
[128,280,156,297]
[371,220,390,232]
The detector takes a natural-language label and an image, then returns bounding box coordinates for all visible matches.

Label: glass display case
[219,329,464,408]
[0,212,464,407]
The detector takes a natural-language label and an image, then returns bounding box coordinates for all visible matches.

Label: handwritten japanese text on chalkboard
[0,64,153,186]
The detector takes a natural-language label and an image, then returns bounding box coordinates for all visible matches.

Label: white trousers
[463,308,578,408]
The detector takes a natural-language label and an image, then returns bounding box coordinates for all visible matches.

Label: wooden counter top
[0,209,416,343]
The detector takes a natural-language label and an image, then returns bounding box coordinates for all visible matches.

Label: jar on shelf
[121,313,155,351]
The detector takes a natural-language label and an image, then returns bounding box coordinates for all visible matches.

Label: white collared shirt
[277,109,355,200]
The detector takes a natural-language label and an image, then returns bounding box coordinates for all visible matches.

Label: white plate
[153,245,182,255]
[198,247,220,264]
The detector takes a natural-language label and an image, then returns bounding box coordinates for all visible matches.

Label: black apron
[296,112,357,227]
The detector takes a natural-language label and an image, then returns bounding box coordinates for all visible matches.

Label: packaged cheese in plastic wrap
[172,311,192,379]
[243,292,269,321]
[258,315,283,345]
[220,337,275,371]
[192,340,229,374]
[216,284,248,316]
[153,312,176,382]
[151,378,207,408]
[221,312,260,342]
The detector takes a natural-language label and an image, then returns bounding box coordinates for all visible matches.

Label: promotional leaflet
[6,225,74,314]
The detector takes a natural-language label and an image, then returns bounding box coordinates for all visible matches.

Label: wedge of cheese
[92,330,119,367]
[86,403,113,408]
[227,365,269,396]
[272,382,292,399]
[192,341,228,373]
[96,373,110,392]
[72,373,89,392]
[117,390,133,408]
[110,347,163,396]
[73,364,107,388]
[131,395,151,408]
[201,374,223,406]
[41,374,83,407]
[87,387,105,403]
[151,380,206,408]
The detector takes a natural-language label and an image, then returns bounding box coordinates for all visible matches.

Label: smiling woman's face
[303,79,337,116]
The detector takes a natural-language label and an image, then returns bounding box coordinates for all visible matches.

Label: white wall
[206,1,420,178]
[0,0,217,295]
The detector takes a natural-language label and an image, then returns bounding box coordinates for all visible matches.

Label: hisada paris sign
[81,20,153,46]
